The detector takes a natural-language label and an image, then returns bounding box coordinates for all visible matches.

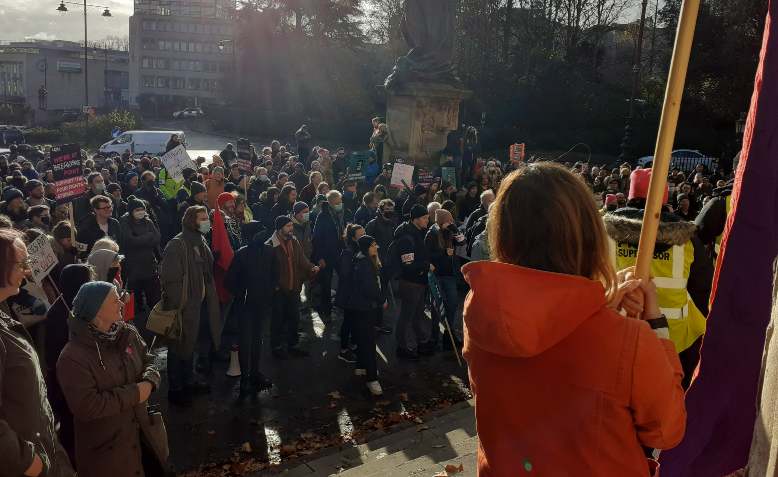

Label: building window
[141,57,150,68]
[156,77,168,88]
[142,76,154,88]
[187,78,200,90]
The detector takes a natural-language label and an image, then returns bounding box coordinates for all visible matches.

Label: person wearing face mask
[73,172,106,225]
[106,183,128,220]
[0,229,77,477]
[56,281,169,477]
[268,216,319,359]
[119,196,162,314]
[28,205,51,232]
[159,206,222,406]
[134,171,167,228]
[312,191,345,321]
[248,167,272,205]
[290,201,312,259]
[425,208,466,348]
[0,187,30,229]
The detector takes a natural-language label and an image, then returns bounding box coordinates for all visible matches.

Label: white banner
[27,234,58,285]
[160,145,195,181]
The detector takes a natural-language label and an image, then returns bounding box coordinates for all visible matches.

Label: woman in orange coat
[463,162,685,476]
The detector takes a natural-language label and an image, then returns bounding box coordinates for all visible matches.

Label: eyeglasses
[14,258,32,272]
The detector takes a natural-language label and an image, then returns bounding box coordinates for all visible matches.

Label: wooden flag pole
[635,0,702,281]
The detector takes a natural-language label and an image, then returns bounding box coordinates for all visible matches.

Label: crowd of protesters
[0,121,735,476]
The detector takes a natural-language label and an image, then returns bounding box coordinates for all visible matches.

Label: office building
[0,40,129,123]
[128,0,236,112]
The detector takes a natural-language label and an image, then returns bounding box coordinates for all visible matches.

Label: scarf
[88,320,123,343]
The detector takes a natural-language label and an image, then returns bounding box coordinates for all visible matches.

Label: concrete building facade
[128,0,236,113]
[0,40,129,123]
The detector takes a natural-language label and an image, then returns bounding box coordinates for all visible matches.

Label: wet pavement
[141,298,471,475]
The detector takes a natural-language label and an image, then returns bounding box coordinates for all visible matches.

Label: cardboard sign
[160,145,195,181]
[441,167,457,188]
[347,151,372,181]
[236,138,253,174]
[390,163,414,189]
[27,234,58,285]
[51,143,85,204]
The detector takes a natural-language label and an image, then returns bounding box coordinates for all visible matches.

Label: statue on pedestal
[385,0,462,89]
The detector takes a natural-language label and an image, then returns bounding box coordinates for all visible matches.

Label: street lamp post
[56,1,111,124]
[619,0,650,164]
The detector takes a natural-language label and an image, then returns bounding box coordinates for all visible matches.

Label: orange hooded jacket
[462,261,686,476]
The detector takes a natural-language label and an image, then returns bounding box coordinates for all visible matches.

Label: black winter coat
[365,215,396,264]
[225,235,279,307]
[76,214,121,253]
[119,213,161,281]
[394,221,430,285]
[425,224,461,277]
[344,254,383,311]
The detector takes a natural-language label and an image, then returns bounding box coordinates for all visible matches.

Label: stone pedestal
[385,82,471,169]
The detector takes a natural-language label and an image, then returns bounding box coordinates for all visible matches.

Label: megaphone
[226,345,241,377]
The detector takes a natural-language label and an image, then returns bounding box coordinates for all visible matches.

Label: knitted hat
[434,208,454,226]
[292,201,309,216]
[24,179,43,193]
[124,171,139,182]
[127,195,146,212]
[357,234,376,256]
[189,181,206,196]
[275,215,293,231]
[409,204,428,220]
[2,187,23,203]
[604,194,618,206]
[629,168,669,204]
[106,183,122,194]
[217,191,236,208]
[72,281,116,322]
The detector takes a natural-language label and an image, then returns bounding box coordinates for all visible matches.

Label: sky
[1,0,133,44]
[2,0,649,44]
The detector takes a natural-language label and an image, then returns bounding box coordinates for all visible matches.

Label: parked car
[0,125,25,146]
[99,130,186,156]
[637,149,719,174]
[173,107,205,119]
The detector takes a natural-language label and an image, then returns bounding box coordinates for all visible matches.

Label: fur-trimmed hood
[603,207,697,247]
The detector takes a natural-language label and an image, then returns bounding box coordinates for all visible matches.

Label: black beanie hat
[127,195,146,212]
[275,215,293,231]
[409,204,427,220]
[189,181,206,196]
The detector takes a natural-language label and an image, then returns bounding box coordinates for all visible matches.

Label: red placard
[51,144,85,204]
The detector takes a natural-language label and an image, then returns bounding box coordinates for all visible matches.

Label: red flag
[211,209,234,303]
[659,3,778,475]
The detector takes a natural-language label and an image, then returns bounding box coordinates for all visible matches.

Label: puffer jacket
[0,309,75,477]
[56,317,168,477]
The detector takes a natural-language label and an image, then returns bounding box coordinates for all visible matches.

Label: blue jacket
[353,205,376,226]
[312,203,343,266]
[364,161,380,187]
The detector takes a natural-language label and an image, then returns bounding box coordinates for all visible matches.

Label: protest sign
[160,145,195,181]
[27,234,58,285]
[390,163,414,189]
[237,138,253,173]
[416,167,436,187]
[347,151,372,181]
[510,143,526,163]
[441,167,457,188]
[51,143,85,204]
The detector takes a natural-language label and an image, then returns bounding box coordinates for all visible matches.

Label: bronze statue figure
[385,0,462,89]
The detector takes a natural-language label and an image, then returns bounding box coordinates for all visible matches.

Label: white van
[99,130,186,156]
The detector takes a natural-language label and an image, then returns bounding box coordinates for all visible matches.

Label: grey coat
[159,228,222,357]
[119,213,161,282]
[56,317,167,477]
[0,309,75,477]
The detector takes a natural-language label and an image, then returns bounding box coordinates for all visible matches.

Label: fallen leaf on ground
[414,417,424,424]
[241,442,252,453]
[417,425,430,432]
[433,472,448,477]
[432,444,446,448]
[445,463,464,474]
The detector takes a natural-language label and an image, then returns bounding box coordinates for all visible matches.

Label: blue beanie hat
[72,281,116,322]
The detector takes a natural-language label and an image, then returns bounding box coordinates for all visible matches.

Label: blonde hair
[92,237,120,253]
[488,162,616,297]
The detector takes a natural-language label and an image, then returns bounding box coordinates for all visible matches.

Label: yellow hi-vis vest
[714,194,733,255]
[609,239,706,353]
